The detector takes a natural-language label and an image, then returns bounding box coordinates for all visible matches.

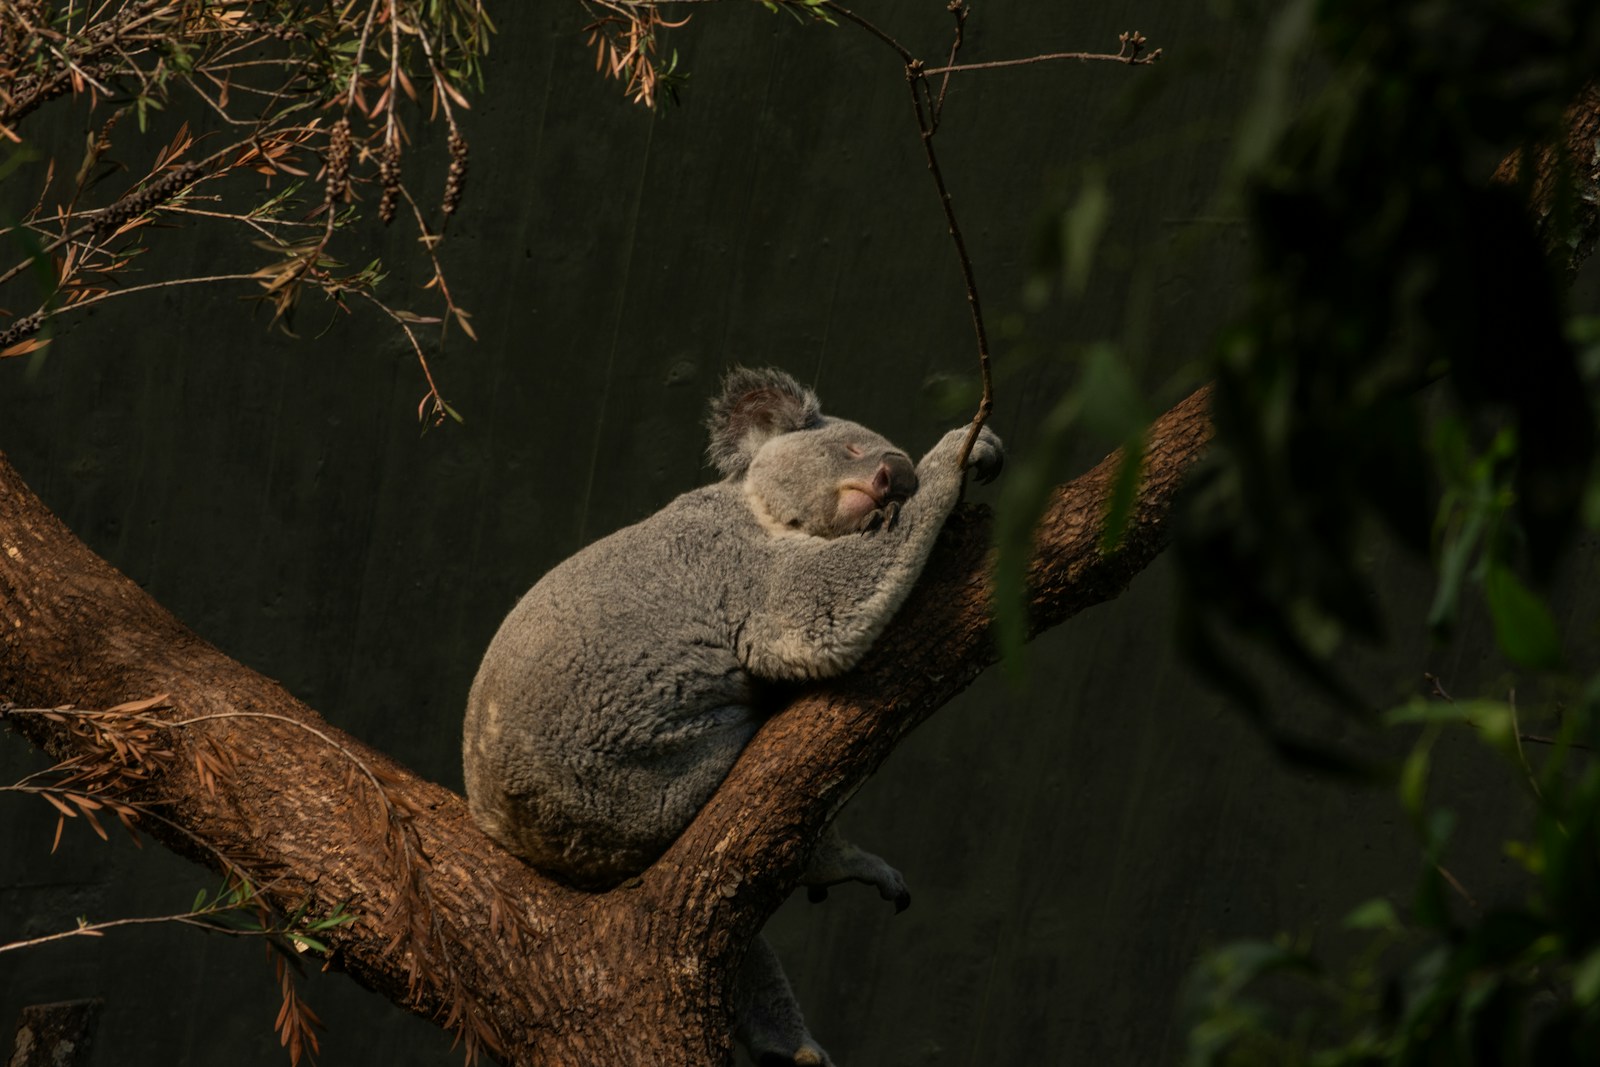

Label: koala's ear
[705,366,822,477]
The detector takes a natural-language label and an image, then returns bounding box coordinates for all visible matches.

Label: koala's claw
[859,499,901,535]
[893,889,911,914]
[807,885,829,904]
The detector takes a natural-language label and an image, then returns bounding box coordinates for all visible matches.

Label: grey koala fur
[463,366,1002,1065]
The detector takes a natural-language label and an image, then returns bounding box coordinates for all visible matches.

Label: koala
[463,366,1002,1065]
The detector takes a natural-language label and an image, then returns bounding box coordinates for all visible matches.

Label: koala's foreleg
[740,425,1004,682]
[801,824,910,912]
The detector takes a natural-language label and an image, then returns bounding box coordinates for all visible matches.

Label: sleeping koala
[463,366,1002,1065]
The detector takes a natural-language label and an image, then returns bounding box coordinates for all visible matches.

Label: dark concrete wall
[2,2,1582,1065]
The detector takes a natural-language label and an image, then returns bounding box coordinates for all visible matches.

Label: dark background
[2,2,1587,1065]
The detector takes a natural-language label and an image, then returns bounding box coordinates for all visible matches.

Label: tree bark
[1492,81,1600,279]
[0,383,1212,1066]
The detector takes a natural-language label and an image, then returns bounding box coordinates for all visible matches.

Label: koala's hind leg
[801,824,910,912]
[733,935,834,1067]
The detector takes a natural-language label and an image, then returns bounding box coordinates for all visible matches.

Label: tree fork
[0,385,1212,1065]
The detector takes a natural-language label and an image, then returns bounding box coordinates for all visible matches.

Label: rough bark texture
[1493,80,1600,278]
[0,384,1212,1066]
[7,1000,102,1067]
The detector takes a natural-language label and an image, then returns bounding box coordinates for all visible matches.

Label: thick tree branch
[1492,80,1600,279]
[0,385,1212,1065]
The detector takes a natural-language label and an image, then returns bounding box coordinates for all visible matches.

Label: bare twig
[932,0,968,130]
[903,64,992,465]
[816,1,914,64]
[925,47,1162,76]
[801,6,1159,464]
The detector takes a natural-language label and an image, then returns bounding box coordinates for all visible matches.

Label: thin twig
[817,1,914,64]
[932,1,967,129]
[924,49,1162,76]
[1437,863,1479,911]
[905,66,992,464]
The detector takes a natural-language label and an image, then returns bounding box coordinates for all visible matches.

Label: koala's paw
[861,858,912,913]
[964,425,1004,485]
[859,498,901,534]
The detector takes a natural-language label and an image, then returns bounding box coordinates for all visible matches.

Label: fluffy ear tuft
[705,366,822,477]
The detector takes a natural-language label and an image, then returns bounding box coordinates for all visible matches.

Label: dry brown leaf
[41,791,77,818]
[0,337,51,358]
[106,693,171,714]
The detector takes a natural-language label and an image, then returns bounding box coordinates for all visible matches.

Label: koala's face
[744,418,918,538]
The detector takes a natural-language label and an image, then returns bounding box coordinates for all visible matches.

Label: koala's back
[463,482,766,886]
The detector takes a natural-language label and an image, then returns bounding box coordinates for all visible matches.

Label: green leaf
[1386,697,1465,726]
[1061,166,1110,298]
[1413,865,1451,930]
[1467,701,1517,760]
[1484,564,1563,669]
[1428,508,1483,633]
[1198,939,1313,1002]
[1077,343,1147,445]
[1423,807,1456,857]
[287,933,329,954]
[992,377,1081,679]
[1574,947,1600,1006]
[1100,445,1145,552]
[1344,897,1401,932]
[1076,345,1149,551]
[1398,726,1438,819]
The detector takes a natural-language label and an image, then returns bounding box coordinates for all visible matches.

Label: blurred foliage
[992,342,1150,672]
[1176,0,1600,723]
[998,0,1600,710]
[1003,0,1600,1062]
[1183,690,1600,1066]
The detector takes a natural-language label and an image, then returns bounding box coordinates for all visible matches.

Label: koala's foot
[802,826,911,913]
[736,936,834,1067]
[757,1042,833,1067]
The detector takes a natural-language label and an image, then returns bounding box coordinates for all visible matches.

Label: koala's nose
[875,452,918,503]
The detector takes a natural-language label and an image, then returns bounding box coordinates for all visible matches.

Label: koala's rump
[463,488,766,887]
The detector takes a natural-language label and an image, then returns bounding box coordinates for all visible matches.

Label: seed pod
[443,131,468,216]
[0,311,44,353]
[92,161,203,237]
[378,139,401,225]
[325,117,351,205]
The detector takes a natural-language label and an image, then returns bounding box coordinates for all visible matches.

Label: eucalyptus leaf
[1484,565,1563,670]
[1061,167,1109,298]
